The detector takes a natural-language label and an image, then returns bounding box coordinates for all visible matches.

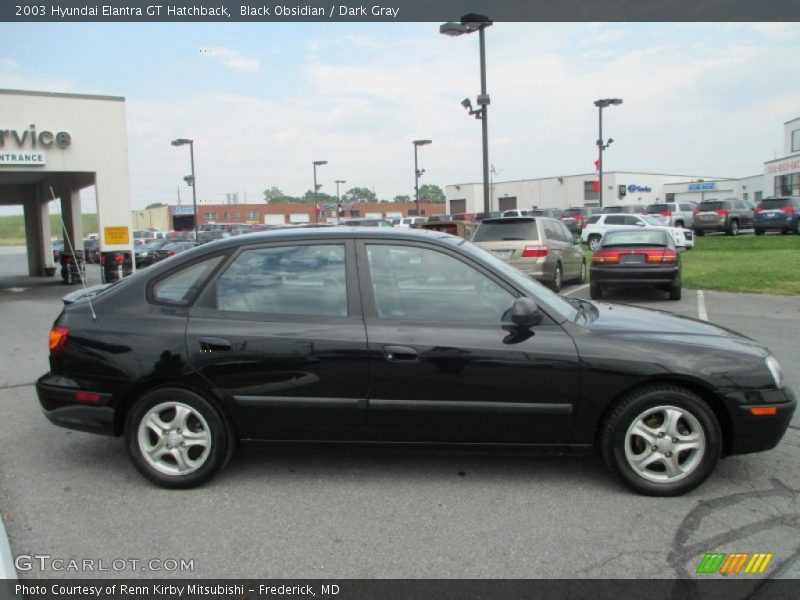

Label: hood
[582,301,765,355]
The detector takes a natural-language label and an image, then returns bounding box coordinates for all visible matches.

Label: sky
[1,21,800,214]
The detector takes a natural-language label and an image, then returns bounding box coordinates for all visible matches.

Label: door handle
[384,345,419,361]
[199,338,232,352]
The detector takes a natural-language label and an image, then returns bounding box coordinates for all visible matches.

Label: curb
[0,511,16,580]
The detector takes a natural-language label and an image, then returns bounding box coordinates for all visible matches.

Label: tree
[342,187,377,203]
[263,186,287,203]
[302,190,334,204]
[418,184,445,203]
[145,202,166,209]
[393,194,411,203]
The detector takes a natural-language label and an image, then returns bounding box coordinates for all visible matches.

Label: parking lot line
[696,290,709,321]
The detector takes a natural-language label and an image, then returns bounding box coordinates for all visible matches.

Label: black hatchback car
[37,229,795,495]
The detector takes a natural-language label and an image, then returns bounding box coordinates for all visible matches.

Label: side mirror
[510,297,543,328]
[635,221,646,227]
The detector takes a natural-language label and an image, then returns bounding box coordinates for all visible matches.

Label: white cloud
[201,46,261,72]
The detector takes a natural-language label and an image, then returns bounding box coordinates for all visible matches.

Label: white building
[446,116,800,215]
[445,172,732,215]
[0,89,134,276]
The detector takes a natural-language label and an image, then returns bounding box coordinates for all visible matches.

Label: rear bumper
[754,216,796,230]
[694,221,727,232]
[36,373,117,436]
[590,265,679,286]
[727,387,796,455]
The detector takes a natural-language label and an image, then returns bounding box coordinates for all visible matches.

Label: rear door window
[605,215,626,225]
[473,220,538,242]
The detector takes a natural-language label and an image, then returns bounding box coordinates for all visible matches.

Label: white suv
[582,214,694,251]
[397,217,428,228]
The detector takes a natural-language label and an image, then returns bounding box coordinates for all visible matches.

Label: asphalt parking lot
[0,246,798,581]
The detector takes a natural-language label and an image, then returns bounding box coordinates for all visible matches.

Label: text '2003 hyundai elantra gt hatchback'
[37,228,795,495]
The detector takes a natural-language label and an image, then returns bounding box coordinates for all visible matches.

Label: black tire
[125,387,235,489]
[588,235,602,251]
[576,259,586,284]
[589,281,603,300]
[694,230,705,237]
[727,220,739,236]
[755,228,764,236]
[599,384,722,496]
[669,281,682,301]
[674,221,684,228]
[550,263,563,293]
[796,220,800,235]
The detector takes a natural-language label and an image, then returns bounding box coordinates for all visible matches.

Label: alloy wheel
[137,401,212,476]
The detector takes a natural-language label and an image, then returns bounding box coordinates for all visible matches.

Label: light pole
[593,98,623,208]
[171,138,197,240]
[441,13,492,215]
[413,139,432,215]
[313,160,327,223]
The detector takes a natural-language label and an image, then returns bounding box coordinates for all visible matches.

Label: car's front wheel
[588,235,602,251]
[600,385,721,496]
[125,387,234,489]
[550,262,563,292]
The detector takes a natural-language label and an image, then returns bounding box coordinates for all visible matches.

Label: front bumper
[727,386,796,455]
[36,373,117,436]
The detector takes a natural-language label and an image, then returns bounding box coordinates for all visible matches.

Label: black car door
[185,239,369,441]
[357,240,580,444]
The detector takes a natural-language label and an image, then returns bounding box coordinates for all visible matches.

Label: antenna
[49,187,97,322]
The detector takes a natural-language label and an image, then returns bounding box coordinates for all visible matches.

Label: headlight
[765,355,784,389]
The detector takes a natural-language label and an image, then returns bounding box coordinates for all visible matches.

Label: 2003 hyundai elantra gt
[37,228,795,495]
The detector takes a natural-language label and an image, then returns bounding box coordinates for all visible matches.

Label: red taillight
[76,392,102,404]
[660,211,672,217]
[755,207,763,214]
[115,253,125,264]
[692,210,699,217]
[716,209,729,216]
[645,250,677,263]
[167,250,176,256]
[781,206,795,214]
[100,255,106,265]
[575,214,585,221]
[49,326,69,353]
[592,250,620,264]
[521,245,548,258]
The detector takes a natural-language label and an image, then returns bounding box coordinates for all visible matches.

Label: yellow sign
[104,226,130,245]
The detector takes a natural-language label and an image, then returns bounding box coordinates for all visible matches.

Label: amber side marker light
[49,326,69,353]
[750,407,778,416]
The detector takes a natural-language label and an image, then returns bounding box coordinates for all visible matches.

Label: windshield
[759,198,790,209]
[603,230,669,246]
[442,236,578,323]
[473,220,538,242]
[561,209,582,217]
[697,201,723,211]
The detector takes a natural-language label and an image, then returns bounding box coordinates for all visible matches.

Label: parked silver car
[473,217,586,292]
[643,202,697,229]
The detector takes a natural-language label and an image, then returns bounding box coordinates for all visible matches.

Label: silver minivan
[473,217,586,292]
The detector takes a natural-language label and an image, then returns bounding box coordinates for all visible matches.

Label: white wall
[0,90,133,253]
[784,117,800,155]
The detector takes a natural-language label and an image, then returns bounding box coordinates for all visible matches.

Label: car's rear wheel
[588,235,602,251]
[695,230,704,236]
[675,220,684,228]
[755,228,764,236]
[550,263,563,292]
[727,220,739,236]
[669,281,682,301]
[576,259,586,284]
[125,387,234,489]
[600,385,721,496]
[589,281,603,300]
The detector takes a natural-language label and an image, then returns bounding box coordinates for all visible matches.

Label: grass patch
[581,234,800,295]
[681,235,800,295]
[0,214,98,243]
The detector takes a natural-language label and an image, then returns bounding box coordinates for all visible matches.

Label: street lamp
[313,160,328,223]
[413,139,432,215]
[593,98,623,208]
[171,138,197,240]
[441,13,493,215]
